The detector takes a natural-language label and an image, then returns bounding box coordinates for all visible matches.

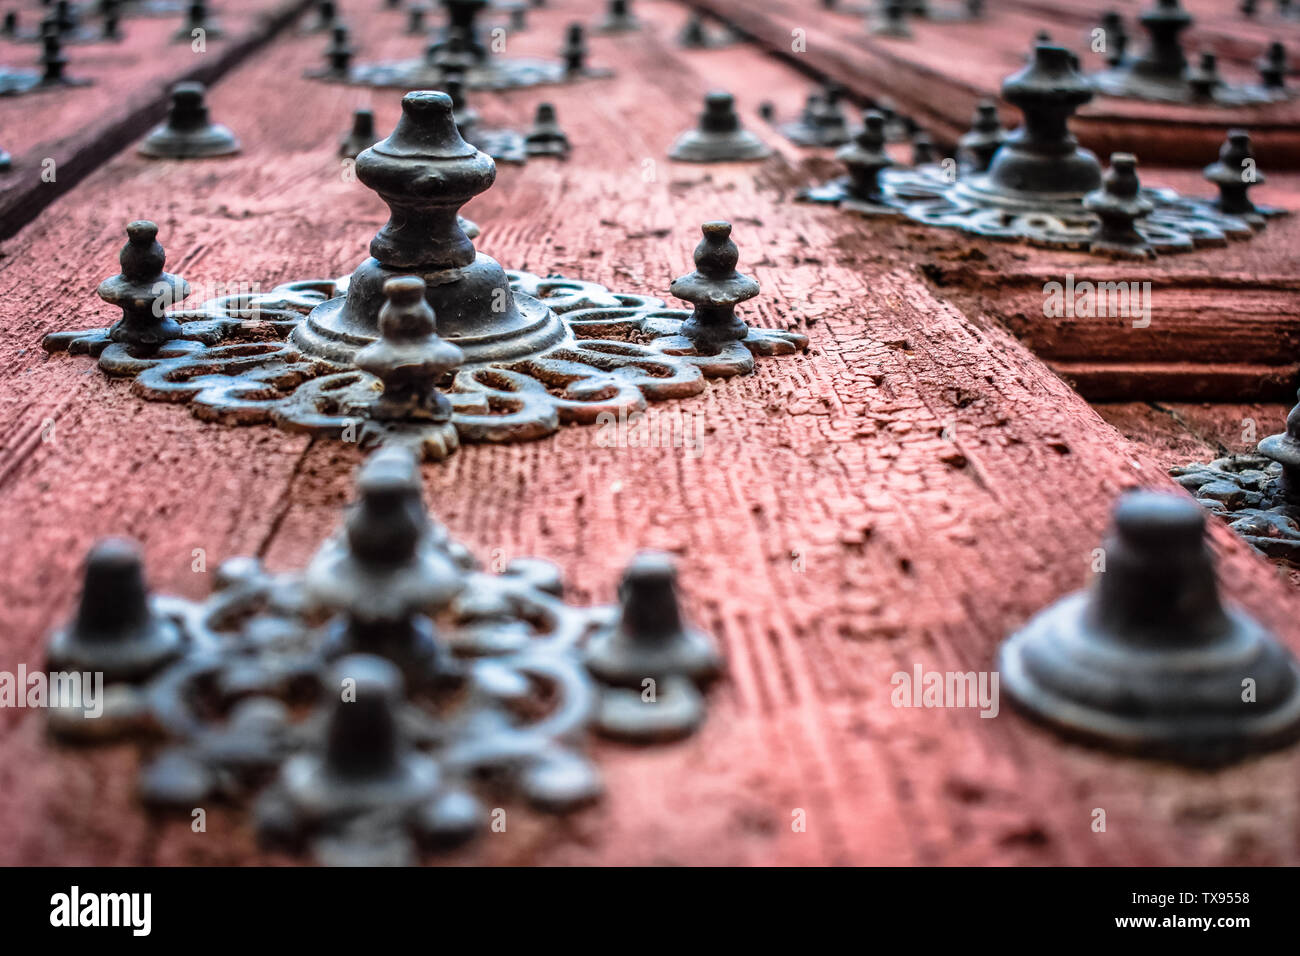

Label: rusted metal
[800,44,1286,255]
[138,82,241,159]
[46,446,724,863]
[41,91,807,460]
[669,91,772,162]
[999,490,1300,766]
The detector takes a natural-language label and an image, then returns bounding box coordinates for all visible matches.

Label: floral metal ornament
[41,91,807,462]
[1171,397,1300,564]
[799,44,1285,256]
[47,447,723,865]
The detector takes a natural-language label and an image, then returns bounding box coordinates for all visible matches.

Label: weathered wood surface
[2,0,1300,865]
[0,0,315,239]
[689,0,1300,167]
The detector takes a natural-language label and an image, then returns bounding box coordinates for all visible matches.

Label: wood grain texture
[686,0,1300,168]
[0,0,315,239]
[2,0,1300,865]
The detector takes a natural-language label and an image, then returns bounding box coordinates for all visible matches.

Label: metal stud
[1204,129,1264,220]
[772,82,854,148]
[1258,42,1287,92]
[98,220,191,347]
[910,129,935,166]
[314,24,355,80]
[958,99,1004,173]
[304,0,338,33]
[0,29,91,94]
[46,539,186,682]
[339,107,376,159]
[1187,50,1221,101]
[0,146,11,172]
[837,111,894,207]
[173,0,221,41]
[998,490,1300,766]
[670,221,758,352]
[523,102,570,157]
[585,552,722,742]
[1098,10,1129,67]
[1083,153,1155,258]
[406,3,428,35]
[560,22,588,76]
[595,0,639,33]
[870,0,912,37]
[679,12,736,49]
[138,82,240,158]
[669,91,772,162]
[1258,404,1300,507]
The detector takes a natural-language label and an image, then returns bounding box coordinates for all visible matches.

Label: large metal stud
[97,220,190,348]
[585,553,722,742]
[998,490,1300,766]
[1258,403,1300,507]
[669,91,772,162]
[292,91,566,366]
[47,539,186,682]
[138,82,240,158]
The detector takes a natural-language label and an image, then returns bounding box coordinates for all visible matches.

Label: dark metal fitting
[339,107,376,159]
[138,82,240,159]
[870,0,912,38]
[999,490,1300,766]
[97,220,191,348]
[595,0,639,33]
[839,111,894,204]
[1257,401,1300,505]
[670,221,757,351]
[47,538,186,682]
[669,91,772,162]
[1204,129,1265,219]
[1083,153,1156,259]
[958,99,1005,173]
[173,0,221,41]
[524,102,570,157]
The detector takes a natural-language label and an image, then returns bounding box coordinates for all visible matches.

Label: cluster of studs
[46,446,721,864]
[799,41,1284,257]
[1091,0,1291,105]
[42,90,806,461]
[306,0,615,92]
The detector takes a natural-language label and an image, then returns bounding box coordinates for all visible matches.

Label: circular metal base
[999,592,1300,767]
[138,123,240,159]
[669,128,772,162]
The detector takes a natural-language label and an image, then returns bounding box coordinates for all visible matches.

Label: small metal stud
[46,538,186,682]
[596,0,639,33]
[97,220,190,348]
[441,70,479,136]
[910,129,935,166]
[1083,153,1155,258]
[870,0,912,37]
[668,90,772,162]
[838,111,894,205]
[560,22,588,76]
[319,23,354,79]
[406,3,427,35]
[354,277,464,428]
[1099,10,1129,67]
[999,490,1300,766]
[304,0,337,33]
[585,552,722,742]
[670,220,757,351]
[173,0,221,41]
[1241,0,1257,14]
[138,82,240,158]
[523,102,570,158]
[958,99,1004,173]
[1258,42,1287,92]
[339,107,376,159]
[1204,129,1264,219]
[1187,50,1221,101]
